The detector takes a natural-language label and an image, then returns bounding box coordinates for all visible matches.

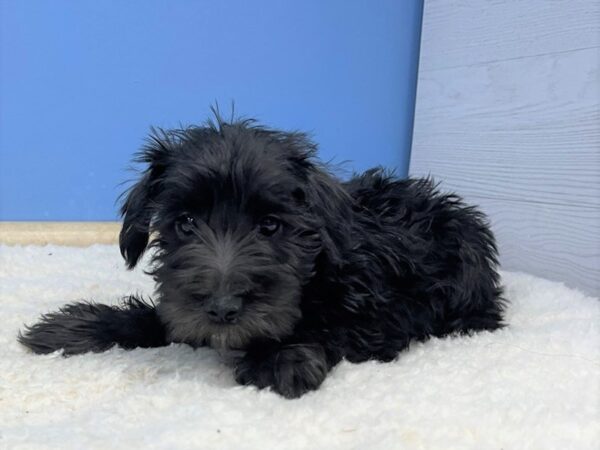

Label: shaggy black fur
[19,117,505,398]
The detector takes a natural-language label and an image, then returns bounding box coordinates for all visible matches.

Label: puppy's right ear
[119,134,170,269]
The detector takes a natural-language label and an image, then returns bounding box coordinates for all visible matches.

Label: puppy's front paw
[18,302,116,356]
[235,344,329,398]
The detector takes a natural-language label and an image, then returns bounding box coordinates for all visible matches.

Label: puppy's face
[152,144,322,350]
[119,121,348,349]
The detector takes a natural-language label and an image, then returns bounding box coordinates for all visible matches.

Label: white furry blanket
[1,245,598,449]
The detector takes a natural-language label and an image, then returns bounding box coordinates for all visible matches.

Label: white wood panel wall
[410,0,600,295]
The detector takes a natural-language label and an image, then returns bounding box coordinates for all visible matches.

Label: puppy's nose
[205,295,242,324]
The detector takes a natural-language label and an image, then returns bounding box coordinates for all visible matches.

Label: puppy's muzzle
[204,295,243,324]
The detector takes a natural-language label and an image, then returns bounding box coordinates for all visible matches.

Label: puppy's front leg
[18,296,167,356]
[235,340,334,399]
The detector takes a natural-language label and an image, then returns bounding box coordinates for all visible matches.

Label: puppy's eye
[176,214,197,236]
[257,216,281,237]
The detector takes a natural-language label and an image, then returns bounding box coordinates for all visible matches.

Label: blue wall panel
[0,0,423,220]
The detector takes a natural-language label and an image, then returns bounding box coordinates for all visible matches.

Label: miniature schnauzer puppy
[19,117,505,398]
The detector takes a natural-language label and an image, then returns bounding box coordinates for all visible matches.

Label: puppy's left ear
[119,134,170,269]
[284,133,353,266]
[302,166,354,266]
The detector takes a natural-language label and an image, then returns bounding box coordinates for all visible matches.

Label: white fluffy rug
[1,245,599,450]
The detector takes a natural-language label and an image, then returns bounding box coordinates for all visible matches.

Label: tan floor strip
[0,222,120,246]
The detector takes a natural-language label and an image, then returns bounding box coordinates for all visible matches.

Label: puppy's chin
[156,293,302,351]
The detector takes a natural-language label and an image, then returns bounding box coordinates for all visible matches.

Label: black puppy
[19,117,505,398]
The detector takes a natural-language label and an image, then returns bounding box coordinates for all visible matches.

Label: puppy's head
[119,118,351,349]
